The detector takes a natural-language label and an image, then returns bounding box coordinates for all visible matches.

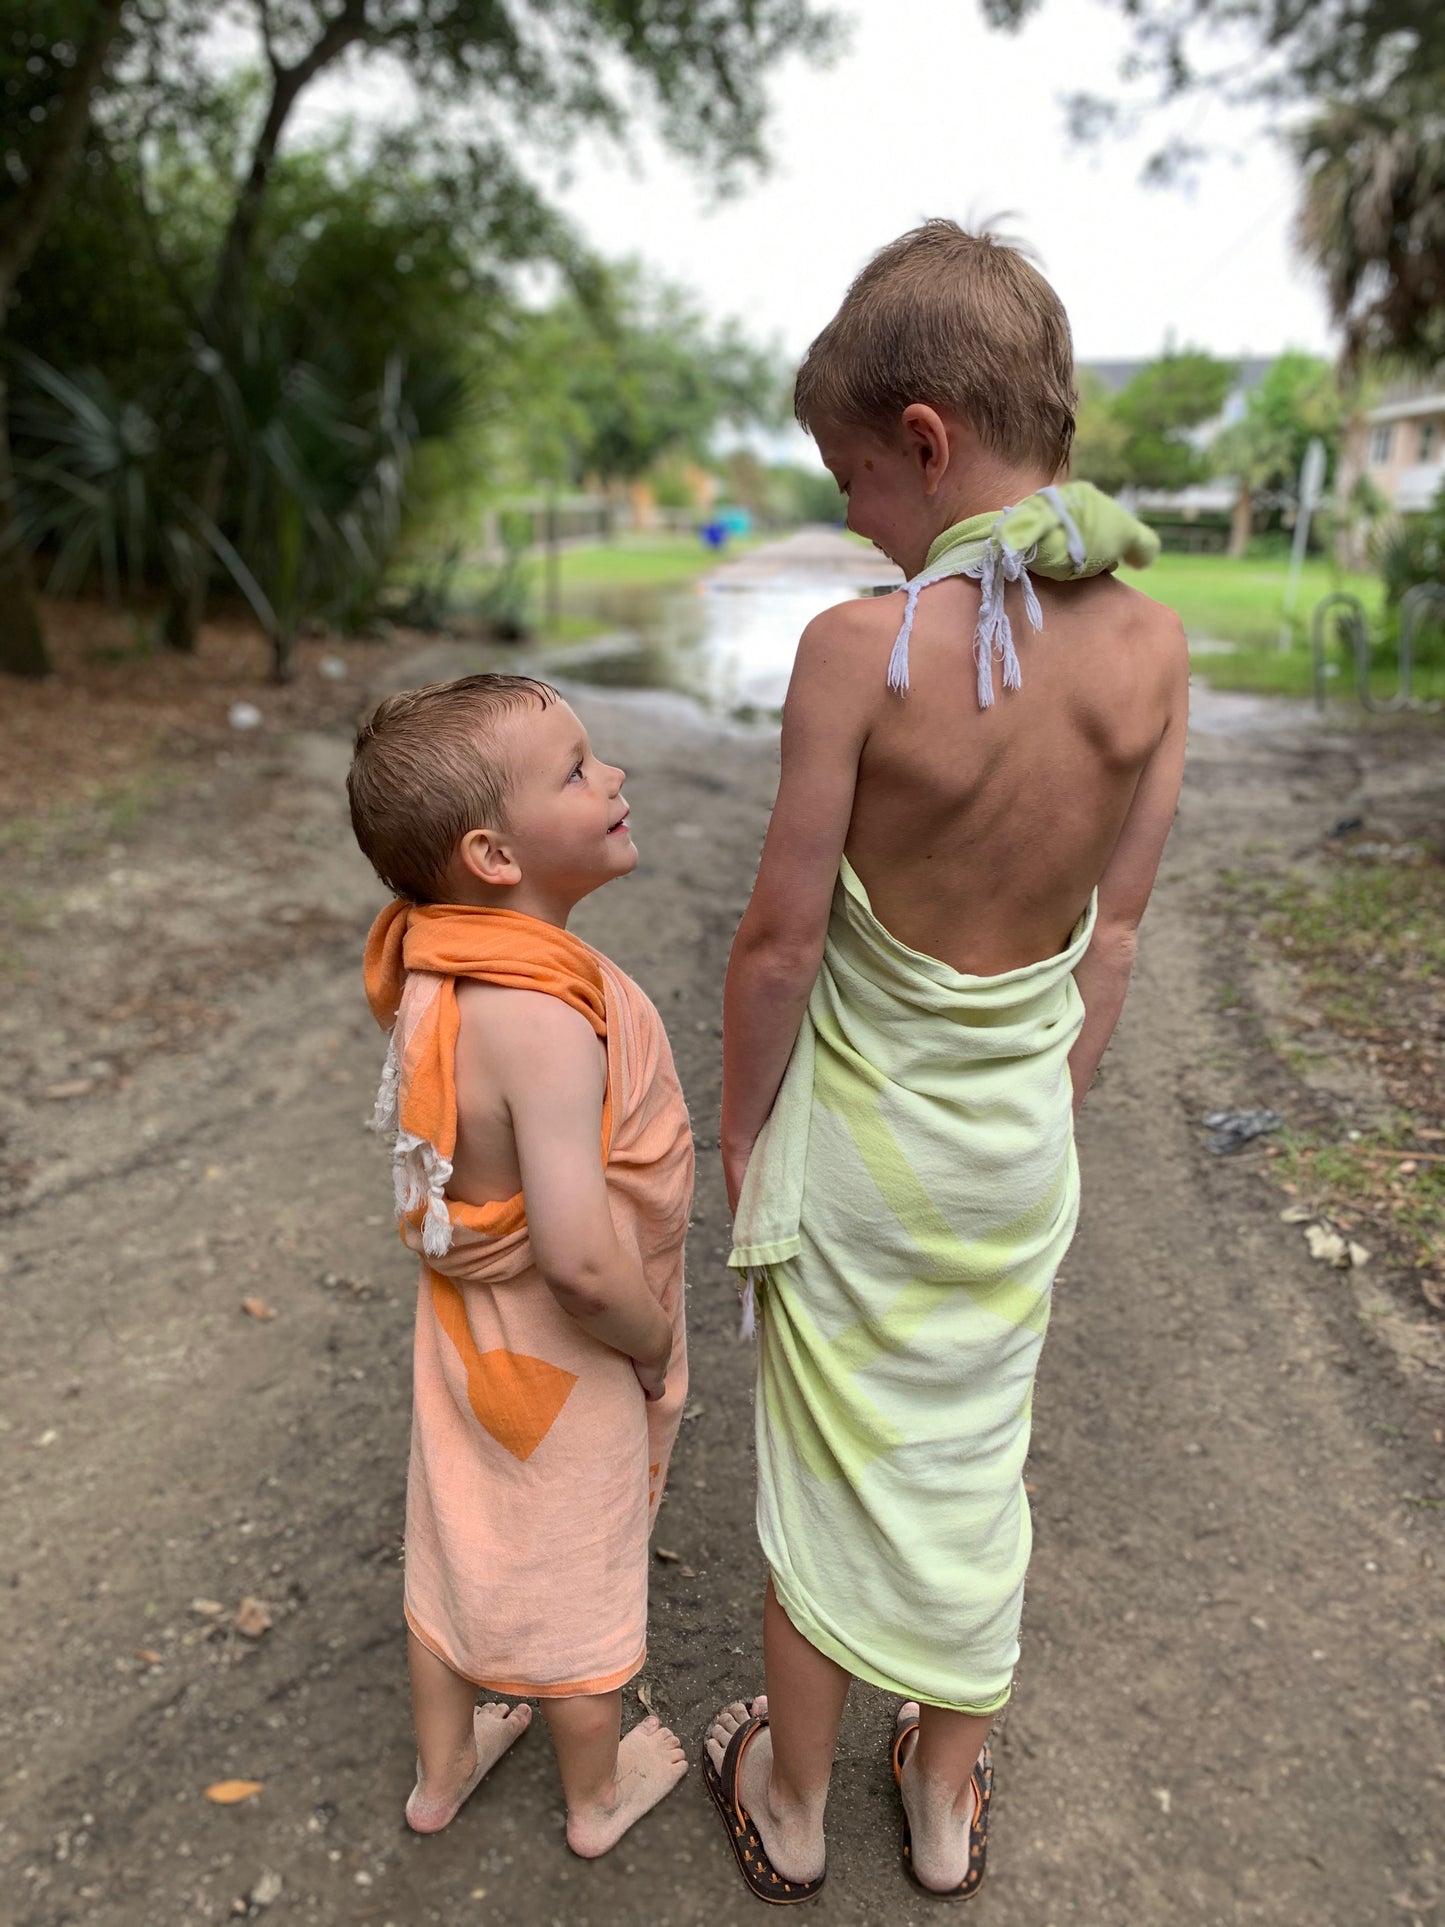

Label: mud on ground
[1,648,1443,1927]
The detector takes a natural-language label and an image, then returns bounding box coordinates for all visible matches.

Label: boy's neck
[440,877,577,929]
[929,458,1055,543]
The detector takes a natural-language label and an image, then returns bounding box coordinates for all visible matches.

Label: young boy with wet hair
[348,674,691,1855]
[703,221,1184,1902]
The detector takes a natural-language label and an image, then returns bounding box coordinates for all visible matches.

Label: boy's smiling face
[451,697,635,921]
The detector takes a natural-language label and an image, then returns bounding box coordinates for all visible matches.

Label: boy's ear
[900,403,952,495]
[456,826,521,890]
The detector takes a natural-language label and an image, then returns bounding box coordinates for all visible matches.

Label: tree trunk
[0,366,50,677]
[0,0,128,677]
[161,443,232,652]
[1227,484,1254,559]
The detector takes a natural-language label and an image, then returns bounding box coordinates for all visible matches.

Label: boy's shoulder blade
[795,588,905,686]
[455,981,601,1060]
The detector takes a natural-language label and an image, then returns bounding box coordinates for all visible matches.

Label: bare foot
[406,1700,532,1833]
[705,1696,826,1885]
[895,1701,978,1893]
[565,1715,688,1858]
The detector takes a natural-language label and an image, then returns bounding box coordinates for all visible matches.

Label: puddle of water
[548,572,885,715]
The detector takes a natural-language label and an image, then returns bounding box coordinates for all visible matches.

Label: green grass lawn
[443,530,760,643]
[1115,550,1443,700]
[543,529,762,595]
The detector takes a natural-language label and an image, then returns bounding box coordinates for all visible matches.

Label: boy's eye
[569,760,584,781]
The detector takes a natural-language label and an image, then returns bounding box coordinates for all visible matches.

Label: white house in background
[1335,380,1445,516]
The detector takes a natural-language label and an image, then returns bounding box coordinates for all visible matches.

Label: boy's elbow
[1090,920,1139,970]
[538,1250,615,1317]
[733,918,824,984]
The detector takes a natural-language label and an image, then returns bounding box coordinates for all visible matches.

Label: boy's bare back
[783,571,1187,981]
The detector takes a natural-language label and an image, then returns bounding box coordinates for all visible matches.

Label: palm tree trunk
[1227,483,1254,559]
[0,368,49,678]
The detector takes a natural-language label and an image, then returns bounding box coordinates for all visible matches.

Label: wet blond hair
[347,673,556,903]
[793,219,1076,474]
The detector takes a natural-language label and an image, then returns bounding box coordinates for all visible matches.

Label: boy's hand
[632,1340,670,1402]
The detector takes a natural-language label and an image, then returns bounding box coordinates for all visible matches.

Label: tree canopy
[977,0,1442,157]
[1296,82,1445,371]
[1109,352,1237,493]
[0,0,839,675]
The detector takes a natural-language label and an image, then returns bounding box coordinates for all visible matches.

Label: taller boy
[705,222,1187,1901]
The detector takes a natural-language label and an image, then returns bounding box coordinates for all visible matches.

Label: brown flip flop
[703,1703,826,1905]
[891,1714,992,1901]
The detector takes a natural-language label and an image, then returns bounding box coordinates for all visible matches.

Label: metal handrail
[1310,592,1370,711]
[1310,587,1442,713]
[1399,582,1445,712]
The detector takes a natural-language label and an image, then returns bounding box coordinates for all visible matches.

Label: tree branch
[0,0,129,305]
[205,0,372,325]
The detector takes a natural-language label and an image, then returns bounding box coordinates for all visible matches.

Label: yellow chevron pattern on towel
[730,856,1095,1716]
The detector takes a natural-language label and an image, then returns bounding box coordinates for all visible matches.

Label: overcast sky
[291,0,1332,370]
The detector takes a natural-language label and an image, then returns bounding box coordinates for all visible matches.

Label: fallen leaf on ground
[41,1078,95,1101]
[191,1598,226,1616]
[654,1546,680,1563]
[234,1596,273,1639]
[204,1780,264,1805]
[134,1647,163,1665]
[680,1565,697,1578]
[637,1681,655,1712]
[1279,1204,1314,1225]
[241,1297,278,1321]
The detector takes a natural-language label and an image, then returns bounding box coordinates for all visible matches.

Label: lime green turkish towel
[887,480,1160,705]
[729,857,1095,1712]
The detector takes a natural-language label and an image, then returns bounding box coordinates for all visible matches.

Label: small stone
[1279,1205,1314,1225]
[1305,1224,1348,1267]
[250,1869,283,1908]
[234,1597,273,1639]
[228,702,263,731]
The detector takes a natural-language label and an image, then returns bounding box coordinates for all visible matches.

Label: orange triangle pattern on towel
[430,1273,578,1462]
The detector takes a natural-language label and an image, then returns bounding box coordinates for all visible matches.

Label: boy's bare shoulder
[793,588,906,685]
[455,981,604,1079]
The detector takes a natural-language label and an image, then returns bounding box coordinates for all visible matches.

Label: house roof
[1364,391,1445,425]
[1080,356,1274,394]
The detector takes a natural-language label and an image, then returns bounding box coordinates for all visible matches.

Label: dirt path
[2,654,1442,1927]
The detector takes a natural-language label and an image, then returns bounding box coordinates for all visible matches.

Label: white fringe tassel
[888,505,1050,706]
[371,1034,454,1258]
[738,1270,760,1341]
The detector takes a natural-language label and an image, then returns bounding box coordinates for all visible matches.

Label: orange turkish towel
[365,900,693,1696]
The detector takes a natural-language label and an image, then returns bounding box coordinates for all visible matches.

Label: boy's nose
[606,763,625,791]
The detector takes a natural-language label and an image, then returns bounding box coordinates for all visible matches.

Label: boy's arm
[721,605,876,1211]
[463,990,672,1391]
[1068,626,1189,1113]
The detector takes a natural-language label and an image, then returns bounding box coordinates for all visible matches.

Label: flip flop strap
[891,1719,921,1787]
[721,1713,767,1821]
